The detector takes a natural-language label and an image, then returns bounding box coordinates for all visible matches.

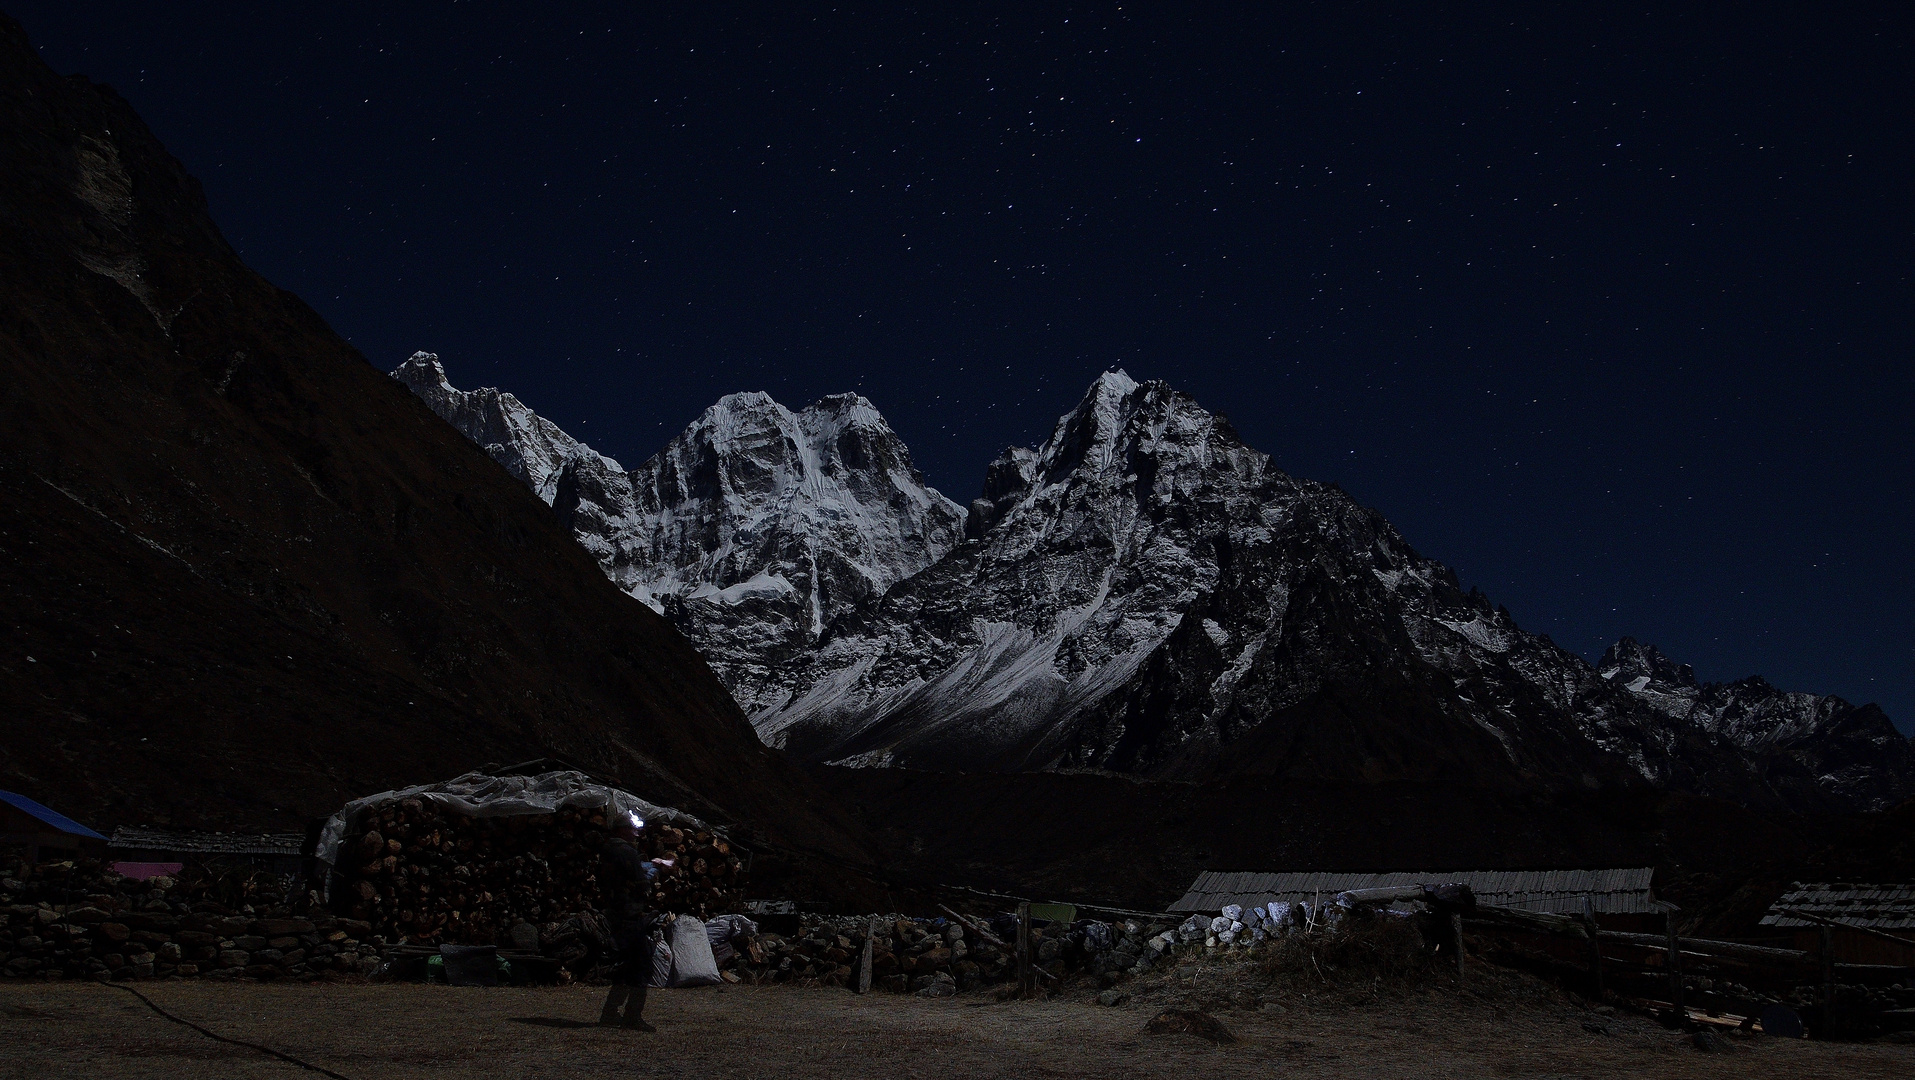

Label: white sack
[667,915,722,987]
[648,931,674,988]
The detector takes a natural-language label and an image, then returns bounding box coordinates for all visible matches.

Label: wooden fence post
[1821,924,1836,1038]
[1016,902,1033,997]
[1664,908,1684,1016]
[1581,894,1605,1001]
[856,917,875,994]
[1450,911,1466,980]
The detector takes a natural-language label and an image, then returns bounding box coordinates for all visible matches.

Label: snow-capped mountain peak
[394,358,1913,812]
[746,371,1912,811]
[391,355,964,712]
[390,351,616,503]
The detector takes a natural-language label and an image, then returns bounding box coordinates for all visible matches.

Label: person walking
[599,811,674,1030]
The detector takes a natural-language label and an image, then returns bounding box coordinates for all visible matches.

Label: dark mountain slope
[0,16,871,873]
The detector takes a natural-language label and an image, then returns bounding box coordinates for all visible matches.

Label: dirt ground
[1,969,1909,1080]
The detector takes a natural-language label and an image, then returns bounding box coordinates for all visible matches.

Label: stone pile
[1176,901,1337,948]
[726,912,1184,994]
[0,857,375,982]
[333,798,744,946]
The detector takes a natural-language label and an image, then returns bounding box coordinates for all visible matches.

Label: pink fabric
[112,861,183,880]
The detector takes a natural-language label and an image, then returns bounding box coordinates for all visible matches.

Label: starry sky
[14,4,1912,731]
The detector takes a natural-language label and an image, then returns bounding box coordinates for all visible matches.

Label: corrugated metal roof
[109,827,304,856]
[1169,867,1657,914]
[1759,882,1915,930]
[0,790,106,840]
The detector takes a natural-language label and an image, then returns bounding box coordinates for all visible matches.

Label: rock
[62,906,110,924]
[156,943,183,963]
[173,963,198,977]
[231,936,268,951]
[1037,939,1061,964]
[14,936,42,952]
[268,936,300,950]
[914,971,957,998]
[1143,1009,1236,1044]
[218,950,250,968]
[1690,1031,1734,1053]
[4,958,41,975]
[1096,990,1130,1007]
[918,947,952,969]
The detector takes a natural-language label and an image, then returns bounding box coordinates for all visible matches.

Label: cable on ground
[97,978,356,1080]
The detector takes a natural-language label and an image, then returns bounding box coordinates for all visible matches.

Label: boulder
[913,971,957,998]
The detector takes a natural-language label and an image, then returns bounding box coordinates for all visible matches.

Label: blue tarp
[0,790,106,839]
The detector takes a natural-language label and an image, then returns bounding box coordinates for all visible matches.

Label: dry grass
[1257,912,1436,985]
[0,971,1908,1080]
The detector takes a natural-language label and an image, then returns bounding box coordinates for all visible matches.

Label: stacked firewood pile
[0,855,376,982]
[333,798,744,946]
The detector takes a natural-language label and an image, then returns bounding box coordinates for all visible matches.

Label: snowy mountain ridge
[392,358,1914,812]
[742,370,1913,811]
[392,352,617,502]
[389,356,965,706]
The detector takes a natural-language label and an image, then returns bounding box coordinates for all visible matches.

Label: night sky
[14,4,1911,731]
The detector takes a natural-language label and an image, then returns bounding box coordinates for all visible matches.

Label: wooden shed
[0,790,108,863]
[1759,882,1915,966]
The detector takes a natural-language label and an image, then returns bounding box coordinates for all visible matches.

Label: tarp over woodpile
[315,770,708,867]
[1171,868,1656,915]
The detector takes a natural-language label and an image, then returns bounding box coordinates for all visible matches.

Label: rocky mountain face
[392,362,966,713]
[391,351,615,503]
[1598,638,1914,812]
[749,372,1912,812]
[0,16,877,880]
[407,359,1913,811]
